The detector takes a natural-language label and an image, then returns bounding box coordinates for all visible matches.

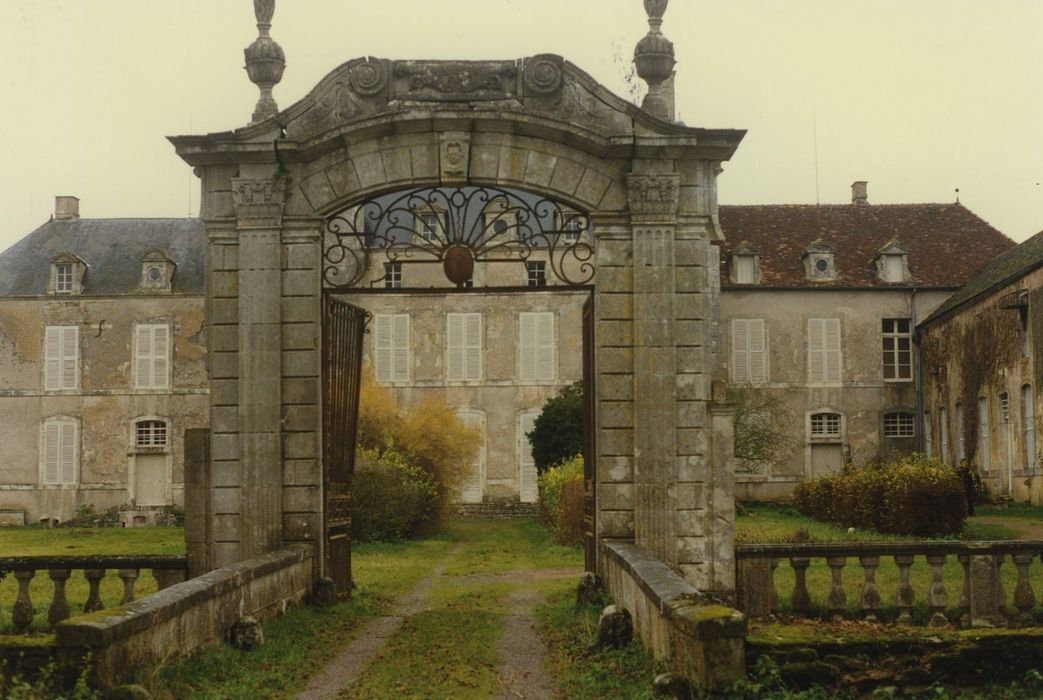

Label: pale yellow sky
[1,0,1041,253]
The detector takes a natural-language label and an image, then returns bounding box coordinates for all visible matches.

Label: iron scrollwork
[323,186,595,289]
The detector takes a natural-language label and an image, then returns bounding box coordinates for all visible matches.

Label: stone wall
[54,546,313,689]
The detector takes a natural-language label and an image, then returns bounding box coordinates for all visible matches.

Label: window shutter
[519,412,538,502]
[60,422,76,484]
[464,314,482,381]
[135,326,152,388]
[535,313,554,380]
[45,327,61,390]
[391,315,410,381]
[374,315,392,382]
[732,320,749,382]
[824,319,841,382]
[519,313,537,379]
[748,319,766,383]
[152,326,169,389]
[44,422,60,483]
[61,327,78,389]
[447,314,464,380]
[808,319,825,383]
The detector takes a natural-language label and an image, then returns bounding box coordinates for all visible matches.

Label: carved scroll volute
[232,177,287,229]
[626,173,680,224]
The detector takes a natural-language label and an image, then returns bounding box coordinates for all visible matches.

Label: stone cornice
[627,173,680,224]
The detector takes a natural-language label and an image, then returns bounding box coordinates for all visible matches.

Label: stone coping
[54,546,312,647]
[736,541,1043,559]
[0,555,187,571]
[601,540,745,640]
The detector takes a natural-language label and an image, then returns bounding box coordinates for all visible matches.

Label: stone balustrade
[0,555,187,633]
[736,542,1043,628]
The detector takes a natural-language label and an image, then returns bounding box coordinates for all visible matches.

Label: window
[41,418,78,485]
[55,264,73,293]
[955,402,965,461]
[731,319,767,383]
[810,412,841,438]
[560,213,586,244]
[882,319,912,381]
[734,256,755,284]
[447,313,482,381]
[924,411,933,455]
[384,262,402,289]
[884,412,915,438]
[373,314,411,383]
[978,398,990,472]
[881,255,904,282]
[135,420,168,448]
[1000,392,1011,423]
[1021,307,1030,358]
[940,406,949,464]
[527,261,546,288]
[417,212,442,242]
[134,324,170,389]
[1023,385,1035,471]
[519,312,555,381]
[807,318,841,383]
[44,326,79,391]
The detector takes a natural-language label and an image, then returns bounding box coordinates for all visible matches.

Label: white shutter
[535,313,555,380]
[805,319,821,383]
[374,315,392,382]
[447,314,464,380]
[44,422,60,483]
[731,320,750,382]
[519,412,539,503]
[60,327,79,390]
[135,326,153,388]
[45,327,61,390]
[152,326,170,389]
[391,315,410,381]
[464,314,482,381]
[824,319,841,382]
[519,313,537,380]
[60,422,76,484]
[748,319,766,383]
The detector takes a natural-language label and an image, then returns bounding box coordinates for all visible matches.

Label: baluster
[1012,554,1036,626]
[47,569,71,627]
[995,555,1008,622]
[769,559,779,612]
[118,569,140,604]
[11,570,35,632]
[894,554,915,625]
[790,557,811,616]
[926,554,949,627]
[859,556,882,621]
[826,556,847,621]
[957,554,971,627]
[83,569,106,613]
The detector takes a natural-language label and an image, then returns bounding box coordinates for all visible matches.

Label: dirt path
[495,588,557,700]
[972,515,1043,540]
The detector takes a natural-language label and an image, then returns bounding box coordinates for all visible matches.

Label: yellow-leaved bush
[355,367,481,534]
[793,453,968,536]
[537,455,584,546]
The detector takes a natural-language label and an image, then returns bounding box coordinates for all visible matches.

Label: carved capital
[626,174,680,222]
[439,132,471,184]
[232,177,287,229]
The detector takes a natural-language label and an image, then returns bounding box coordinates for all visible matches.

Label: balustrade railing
[736,542,1042,628]
[0,555,188,633]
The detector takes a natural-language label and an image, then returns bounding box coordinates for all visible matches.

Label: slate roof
[921,228,1043,326]
[718,203,1015,289]
[0,218,205,296]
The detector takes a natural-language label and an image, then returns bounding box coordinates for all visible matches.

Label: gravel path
[495,588,557,700]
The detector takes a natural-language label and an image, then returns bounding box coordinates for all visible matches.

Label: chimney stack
[54,196,80,220]
[851,181,868,206]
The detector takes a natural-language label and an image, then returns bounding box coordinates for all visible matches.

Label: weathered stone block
[677,429,709,456]
[210,299,239,325]
[282,297,318,323]
[282,350,318,378]
[282,270,318,297]
[211,407,239,434]
[283,513,319,541]
[575,169,612,208]
[209,244,239,272]
[675,483,706,510]
[676,509,707,537]
[211,460,241,488]
[351,151,387,189]
[410,144,438,180]
[283,459,320,487]
[598,374,634,401]
[210,352,239,380]
[470,143,500,181]
[598,483,634,511]
[675,294,710,322]
[283,378,320,405]
[210,326,239,354]
[283,486,320,513]
[381,147,413,183]
[596,240,633,268]
[211,487,241,516]
[598,428,633,456]
[211,434,240,462]
[675,319,709,347]
[299,172,336,211]
[601,456,634,483]
[677,536,708,564]
[325,159,361,198]
[596,267,633,294]
[549,159,584,195]
[282,323,317,351]
[677,401,708,429]
[597,320,634,347]
[213,513,241,541]
[676,456,708,481]
[676,373,710,401]
[211,379,239,406]
[283,243,319,271]
[676,269,708,293]
[497,147,529,183]
[599,347,634,374]
[676,347,708,372]
[598,294,633,320]
[284,432,319,460]
[597,605,633,648]
[599,401,634,429]
[210,272,239,299]
[599,510,634,538]
[523,150,557,188]
[282,405,319,433]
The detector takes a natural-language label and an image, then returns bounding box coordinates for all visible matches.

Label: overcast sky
[1,0,1041,254]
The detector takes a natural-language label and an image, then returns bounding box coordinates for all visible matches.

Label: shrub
[793,454,968,536]
[538,455,585,546]
[529,382,583,474]
[356,367,480,528]
[352,448,438,542]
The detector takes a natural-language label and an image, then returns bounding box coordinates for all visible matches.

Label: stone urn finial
[634,0,676,121]
[244,0,285,124]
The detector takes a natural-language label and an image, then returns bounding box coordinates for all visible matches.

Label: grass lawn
[737,503,1043,623]
[0,526,185,633]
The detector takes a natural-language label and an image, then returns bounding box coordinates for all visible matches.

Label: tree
[728,385,797,474]
[528,381,584,474]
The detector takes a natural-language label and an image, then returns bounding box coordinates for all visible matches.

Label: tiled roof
[0,218,205,296]
[922,228,1043,326]
[718,203,1015,289]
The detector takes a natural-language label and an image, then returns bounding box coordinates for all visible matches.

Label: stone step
[455,501,539,520]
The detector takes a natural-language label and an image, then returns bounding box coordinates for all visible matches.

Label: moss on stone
[0,634,55,648]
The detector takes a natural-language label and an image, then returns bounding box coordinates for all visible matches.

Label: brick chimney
[851,181,868,206]
[54,196,80,220]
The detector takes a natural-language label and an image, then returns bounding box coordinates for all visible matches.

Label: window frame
[883,412,915,439]
[526,261,547,288]
[55,264,74,293]
[383,262,402,289]
[373,314,411,383]
[446,313,483,382]
[1023,384,1035,471]
[807,318,842,384]
[518,312,556,382]
[809,412,842,440]
[134,419,169,449]
[40,417,79,486]
[978,397,990,473]
[881,318,913,382]
[134,323,172,390]
[44,325,80,391]
[731,318,768,384]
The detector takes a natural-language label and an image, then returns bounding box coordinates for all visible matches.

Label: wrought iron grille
[323,186,595,289]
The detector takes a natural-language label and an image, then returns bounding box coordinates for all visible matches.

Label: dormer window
[49,252,86,295]
[484,198,519,241]
[803,240,837,281]
[414,206,447,244]
[556,209,588,244]
[729,242,761,284]
[875,240,910,284]
[140,249,175,293]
